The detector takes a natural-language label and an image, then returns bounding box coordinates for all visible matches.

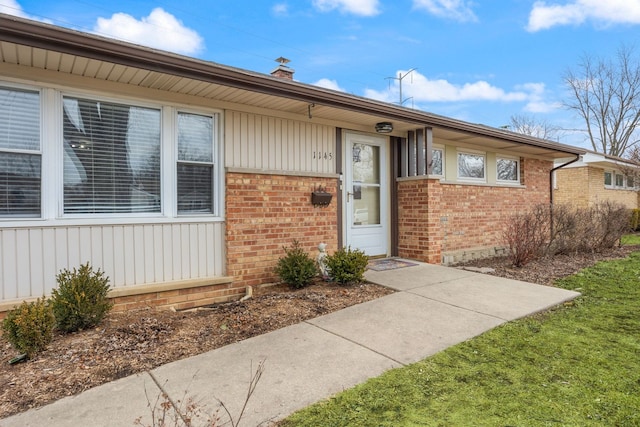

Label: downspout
[550,154,581,207]
[549,154,581,240]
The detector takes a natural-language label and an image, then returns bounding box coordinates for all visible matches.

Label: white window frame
[604,171,613,188]
[614,172,625,188]
[0,79,224,226]
[175,109,219,217]
[457,149,486,182]
[496,156,520,184]
[0,83,43,220]
[626,175,635,189]
[430,145,444,177]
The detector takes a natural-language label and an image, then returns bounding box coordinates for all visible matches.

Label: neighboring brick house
[0,15,584,315]
[554,152,640,210]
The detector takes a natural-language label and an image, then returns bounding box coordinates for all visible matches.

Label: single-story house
[554,151,640,209]
[0,14,584,314]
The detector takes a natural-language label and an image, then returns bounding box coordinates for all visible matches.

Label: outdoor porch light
[375,122,393,133]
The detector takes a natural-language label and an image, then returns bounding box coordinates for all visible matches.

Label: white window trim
[496,155,520,184]
[430,145,445,177]
[1,80,225,226]
[604,170,614,189]
[175,109,219,217]
[0,82,43,219]
[457,149,486,182]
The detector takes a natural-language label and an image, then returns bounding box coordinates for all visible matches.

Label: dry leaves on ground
[0,281,392,419]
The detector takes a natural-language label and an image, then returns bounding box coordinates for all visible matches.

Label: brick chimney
[271,57,294,80]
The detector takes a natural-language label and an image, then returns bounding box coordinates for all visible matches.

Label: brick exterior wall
[555,166,639,209]
[553,167,590,208]
[226,172,339,287]
[398,158,552,264]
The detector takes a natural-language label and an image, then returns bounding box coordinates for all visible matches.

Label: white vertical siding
[0,222,226,303]
[225,111,336,174]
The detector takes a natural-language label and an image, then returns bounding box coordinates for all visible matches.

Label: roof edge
[0,13,585,156]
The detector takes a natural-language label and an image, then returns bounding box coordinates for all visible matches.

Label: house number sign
[313,151,333,160]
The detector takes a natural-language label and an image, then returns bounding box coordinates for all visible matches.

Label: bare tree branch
[508,114,563,141]
[564,45,640,156]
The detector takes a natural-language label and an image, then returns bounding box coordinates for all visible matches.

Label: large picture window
[177,112,215,214]
[0,87,41,217]
[63,96,161,214]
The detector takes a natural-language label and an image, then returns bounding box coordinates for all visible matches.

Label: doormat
[368,258,418,271]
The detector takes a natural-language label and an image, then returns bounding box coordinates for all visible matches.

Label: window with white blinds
[63,96,161,214]
[0,87,41,217]
[177,112,214,214]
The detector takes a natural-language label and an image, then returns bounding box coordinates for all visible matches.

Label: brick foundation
[0,278,241,320]
[226,172,339,287]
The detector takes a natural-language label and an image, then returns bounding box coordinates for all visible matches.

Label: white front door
[345,133,388,256]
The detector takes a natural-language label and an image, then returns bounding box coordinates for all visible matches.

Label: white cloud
[364,70,533,104]
[517,82,561,113]
[312,78,346,92]
[93,8,204,55]
[272,3,289,16]
[312,0,380,16]
[412,0,478,22]
[527,0,640,32]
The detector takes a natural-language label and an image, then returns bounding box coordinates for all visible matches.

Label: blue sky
[3,0,640,149]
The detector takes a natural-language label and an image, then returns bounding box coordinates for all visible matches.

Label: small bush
[502,204,550,267]
[274,240,317,289]
[51,262,112,333]
[590,201,631,249]
[2,298,55,358]
[325,246,368,285]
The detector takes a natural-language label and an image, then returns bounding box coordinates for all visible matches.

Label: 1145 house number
[313,152,333,160]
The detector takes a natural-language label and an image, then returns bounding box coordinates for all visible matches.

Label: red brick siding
[397,158,552,263]
[226,172,338,287]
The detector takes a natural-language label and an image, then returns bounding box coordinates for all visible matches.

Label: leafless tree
[564,45,640,157]
[508,114,563,141]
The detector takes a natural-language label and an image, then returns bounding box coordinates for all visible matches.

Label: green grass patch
[281,252,640,427]
[621,233,640,246]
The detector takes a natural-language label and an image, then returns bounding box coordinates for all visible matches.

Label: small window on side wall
[496,157,520,183]
[615,173,625,188]
[627,175,635,189]
[457,151,485,181]
[604,171,612,187]
[431,148,443,176]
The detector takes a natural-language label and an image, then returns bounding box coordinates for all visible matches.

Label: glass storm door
[345,133,388,256]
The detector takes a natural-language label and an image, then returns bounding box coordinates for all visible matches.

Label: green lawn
[621,233,640,245]
[281,250,640,426]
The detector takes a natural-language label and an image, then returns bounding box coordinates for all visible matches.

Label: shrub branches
[503,201,632,266]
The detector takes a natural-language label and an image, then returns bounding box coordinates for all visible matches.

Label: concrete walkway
[1,261,580,427]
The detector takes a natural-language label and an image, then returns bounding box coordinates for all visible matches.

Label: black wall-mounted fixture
[375,122,393,133]
[311,186,332,207]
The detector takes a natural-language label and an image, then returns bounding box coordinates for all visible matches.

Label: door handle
[347,191,353,202]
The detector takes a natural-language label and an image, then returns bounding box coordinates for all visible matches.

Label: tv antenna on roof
[386,68,417,107]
